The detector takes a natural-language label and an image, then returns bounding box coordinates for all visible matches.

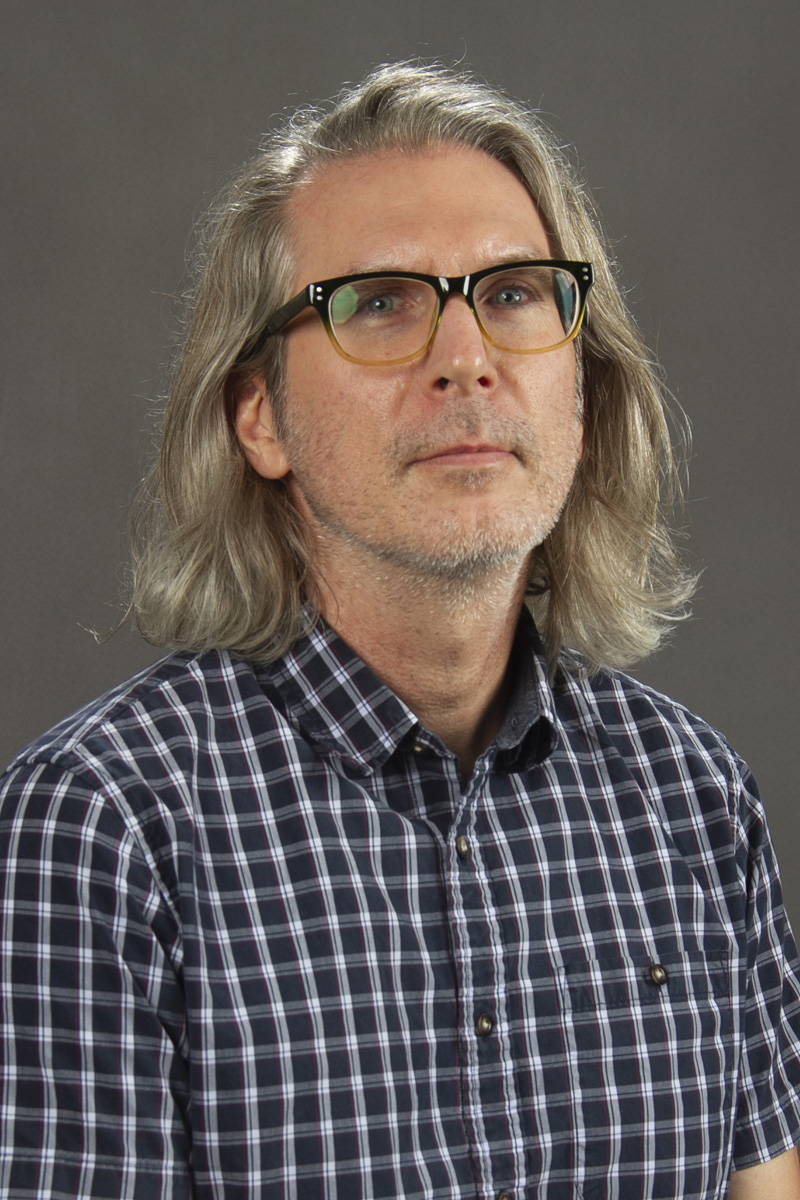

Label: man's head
[129,61,693,674]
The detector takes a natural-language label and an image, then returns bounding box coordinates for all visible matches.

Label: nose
[423,295,498,394]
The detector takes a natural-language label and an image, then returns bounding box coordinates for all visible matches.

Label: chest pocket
[557,941,735,1199]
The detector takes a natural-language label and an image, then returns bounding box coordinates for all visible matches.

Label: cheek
[281,379,383,485]
[515,353,580,433]
[285,354,405,461]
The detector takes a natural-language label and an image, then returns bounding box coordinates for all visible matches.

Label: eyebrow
[333,250,554,277]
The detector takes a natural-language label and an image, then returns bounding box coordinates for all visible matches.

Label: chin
[380,512,557,580]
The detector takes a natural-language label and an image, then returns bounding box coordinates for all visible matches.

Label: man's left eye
[493,287,525,306]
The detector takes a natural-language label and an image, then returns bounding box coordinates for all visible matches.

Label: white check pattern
[0,617,799,1199]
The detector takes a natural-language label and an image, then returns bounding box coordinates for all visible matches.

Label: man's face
[248,144,583,585]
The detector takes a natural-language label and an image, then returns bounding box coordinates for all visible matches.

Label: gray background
[2,1,798,929]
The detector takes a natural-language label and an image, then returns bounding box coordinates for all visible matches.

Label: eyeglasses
[251,260,594,365]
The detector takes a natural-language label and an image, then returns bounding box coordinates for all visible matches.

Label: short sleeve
[0,760,193,1199]
[732,763,800,1167]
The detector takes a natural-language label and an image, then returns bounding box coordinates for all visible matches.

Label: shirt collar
[258,610,558,775]
[491,611,559,770]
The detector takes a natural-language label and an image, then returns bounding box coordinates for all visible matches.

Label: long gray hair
[126,61,694,676]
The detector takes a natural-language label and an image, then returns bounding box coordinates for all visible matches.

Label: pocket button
[476,1012,494,1037]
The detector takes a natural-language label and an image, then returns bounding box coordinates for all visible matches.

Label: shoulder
[0,650,280,811]
[0,650,300,892]
[552,665,763,840]
[556,665,743,773]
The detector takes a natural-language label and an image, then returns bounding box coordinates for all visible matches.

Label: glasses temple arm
[238,290,313,362]
[263,290,312,338]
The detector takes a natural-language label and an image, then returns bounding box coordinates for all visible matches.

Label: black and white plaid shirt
[1,616,799,1199]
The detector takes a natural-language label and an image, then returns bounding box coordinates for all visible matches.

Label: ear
[234,375,291,480]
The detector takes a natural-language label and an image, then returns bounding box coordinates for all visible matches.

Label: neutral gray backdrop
[2,0,798,928]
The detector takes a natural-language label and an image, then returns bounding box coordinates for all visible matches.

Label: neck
[312,542,530,781]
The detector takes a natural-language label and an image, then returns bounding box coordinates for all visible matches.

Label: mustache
[386,402,537,466]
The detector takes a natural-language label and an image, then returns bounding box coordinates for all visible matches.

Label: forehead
[286,144,553,283]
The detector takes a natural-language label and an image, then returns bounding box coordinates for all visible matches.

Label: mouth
[414,443,517,468]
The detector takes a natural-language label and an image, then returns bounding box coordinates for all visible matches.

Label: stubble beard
[280,394,582,609]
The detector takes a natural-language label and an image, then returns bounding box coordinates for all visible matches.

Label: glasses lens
[328,277,439,362]
[474,265,581,352]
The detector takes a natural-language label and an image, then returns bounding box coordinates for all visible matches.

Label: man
[1,62,798,1200]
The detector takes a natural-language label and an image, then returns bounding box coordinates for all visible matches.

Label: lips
[429,443,505,456]
[415,442,515,466]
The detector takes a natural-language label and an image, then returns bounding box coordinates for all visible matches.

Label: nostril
[435,374,491,392]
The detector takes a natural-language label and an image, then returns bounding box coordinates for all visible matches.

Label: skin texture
[726,1150,800,1198]
[236,141,800,1200]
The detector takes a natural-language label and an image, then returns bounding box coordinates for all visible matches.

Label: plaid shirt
[1,617,799,1200]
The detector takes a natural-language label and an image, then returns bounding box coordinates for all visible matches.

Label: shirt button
[498,1193,513,1200]
[649,963,668,987]
[456,836,471,860]
[476,1012,494,1038]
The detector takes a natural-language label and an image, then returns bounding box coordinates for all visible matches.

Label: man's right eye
[355,283,423,321]
[333,286,402,324]
[363,293,397,314]
[333,280,430,327]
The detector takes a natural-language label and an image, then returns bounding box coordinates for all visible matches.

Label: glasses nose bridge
[438,271,473,306]
[434,272,484,338]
